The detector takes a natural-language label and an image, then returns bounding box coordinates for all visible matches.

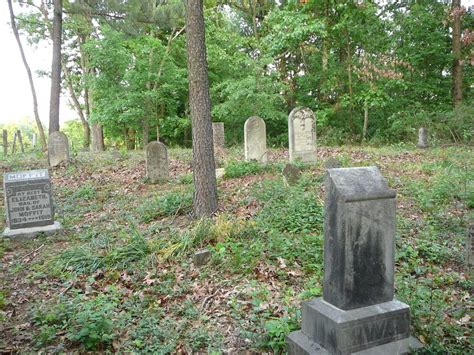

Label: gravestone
[48,131,70,167]
[146,141,169,183]
[287,167,422,354]
[212,122,225,150]
[194,249,211,267]
[288,107,317,163]
[2,169,62,238]
[32,133,37,148]
[244,116,267,163]
[417,127,428,149]
[282,163,301,186]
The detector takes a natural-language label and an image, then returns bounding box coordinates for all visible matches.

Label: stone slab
[3,221,63,239]
[48,131,69,167]
[288,107,317,163]
[244,116,267,163]
[3,169,55,229]
[287,330,422,355]
[324,167,396,310]
[301,298,411,354]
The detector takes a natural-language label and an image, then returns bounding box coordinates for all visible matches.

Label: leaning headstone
[244,116,267,163]
[324,157,342,170]
[2,169,63,238]
[212,122,225,150]
[417,127,429,149]
[287,167,422,354]
[48,131,70,168]
[194,249,211,267]
[282,163,301,186]
[146,141,169,183]
[288,107,317,163]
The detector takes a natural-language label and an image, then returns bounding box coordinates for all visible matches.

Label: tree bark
[17,130,25,153]
[12,132,17,154]
[62,58,90,147]
[142,119,149,147]
[452,0,463,106]
[3,130,8,156]
[185,0,218,218]
[91,123,105,151]
[49,0,63,134]
[7,0,47,151]
[363,100,369,142]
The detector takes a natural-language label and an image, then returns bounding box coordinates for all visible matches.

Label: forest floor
[0,145,472,353]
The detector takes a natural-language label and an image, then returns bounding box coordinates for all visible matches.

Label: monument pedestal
[3,221,63,239]
[287,298,422,354]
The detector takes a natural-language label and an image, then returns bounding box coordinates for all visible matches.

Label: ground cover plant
[0,146,472,353]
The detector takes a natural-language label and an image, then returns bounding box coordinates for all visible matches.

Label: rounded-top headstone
[288,107,317,163]
[417,127,428,149]
[244,116,267,163]
[48,131,70,168]
[146,141,169,183]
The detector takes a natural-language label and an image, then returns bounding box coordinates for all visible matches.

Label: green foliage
[34,293,117,350]
[254,175,324,234]
[71,183,97,201]
[138,191,193,222]
[224,160,270,179]
[264,315,300,352]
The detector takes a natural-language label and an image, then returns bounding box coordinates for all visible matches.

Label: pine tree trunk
[17,130,25,153]
[452,0,463,106]
[363,100,369,142]
[185,0,218,218]
[49,0,62,134]
[7,0,47,151]
[91,123,105,151]
[142,119,149,147]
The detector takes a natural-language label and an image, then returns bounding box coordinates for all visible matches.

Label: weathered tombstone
[324,157,342,170]
[417,127,428,149]
[244,116,267,163]
[215,168,225,179]
[288,107,317,163]
[32,133,37,148]
[212,122,225,150]
[17,130,25,153]
[194,249,211,267]
[2,169,63,238]
[48,132,70,168]
[287,167,422,354]
[282,163,301,186]
[146,141,169,183]
[2,130,7,156]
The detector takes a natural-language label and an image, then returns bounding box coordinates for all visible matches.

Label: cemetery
[1,1,472,353]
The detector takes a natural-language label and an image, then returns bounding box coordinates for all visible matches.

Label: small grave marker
[244,116,267,163]
[288,107,317,163]
[3,169,62,238]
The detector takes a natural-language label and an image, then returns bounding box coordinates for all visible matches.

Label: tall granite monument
[288,107,317,163]
[146,141,169,183]
[287,167,422,354]
[3,169,62,238]
[244,116,267,163]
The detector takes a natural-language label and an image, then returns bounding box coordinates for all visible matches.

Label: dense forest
[8,0,474,150]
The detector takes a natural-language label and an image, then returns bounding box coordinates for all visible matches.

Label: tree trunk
[185,0,218,218]
[7,0,47,151]
[452,0,463,106]
[3,130,8,156]
[363,100,369,142]
[17,130,25,153]
[49,0,62,134]
[62,58,90,147]
[142,119,149,147]
[91,123,105,151]
[12,132,17,154]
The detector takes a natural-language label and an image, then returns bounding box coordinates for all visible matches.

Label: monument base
[287,298,422,354]
[287,331,422,355]
[3,221,63,239]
